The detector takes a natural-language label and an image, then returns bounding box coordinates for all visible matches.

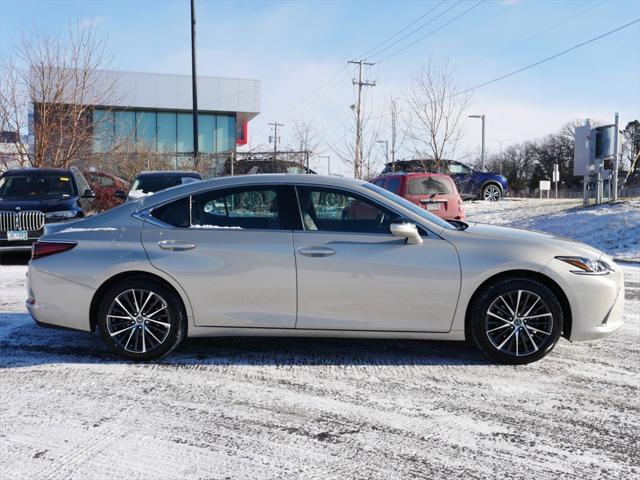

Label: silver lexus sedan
[26,175,625,364]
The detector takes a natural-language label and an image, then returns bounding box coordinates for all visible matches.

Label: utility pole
[348,60,376,179]
[190,0,199,166]
[612,112,619,202]
[268,122,284,160]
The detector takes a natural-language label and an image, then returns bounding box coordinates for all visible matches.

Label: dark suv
[381,159,509,201]
[0,167,95,252]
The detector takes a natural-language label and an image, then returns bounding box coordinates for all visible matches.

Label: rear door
[293,185,460,332]
[141,184,298,328]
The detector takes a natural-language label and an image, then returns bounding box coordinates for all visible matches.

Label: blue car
[381,159,509,201]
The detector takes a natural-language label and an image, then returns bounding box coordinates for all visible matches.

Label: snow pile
[465,198,640,260]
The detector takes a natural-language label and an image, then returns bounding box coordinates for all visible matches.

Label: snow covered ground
[1,199,639,479]
[464,198,640,260]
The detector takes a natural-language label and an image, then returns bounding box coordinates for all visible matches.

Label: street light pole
[469,114,485,171]
[490,138,512,176]
[190,0,199,166]
[376,140,389,165]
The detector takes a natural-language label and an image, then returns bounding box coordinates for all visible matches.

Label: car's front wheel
[481,183,502,201]
[469,277,563,364]
[97,278,186,360]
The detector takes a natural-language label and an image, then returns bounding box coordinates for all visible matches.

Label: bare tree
[327,101,384,180]
[406,57,471,169]
[0,22,117,168]
[288,119,321,171]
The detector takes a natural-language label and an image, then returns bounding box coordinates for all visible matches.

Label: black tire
[481,183,502,202]
[97,278,186,361]
[469,277,563,365]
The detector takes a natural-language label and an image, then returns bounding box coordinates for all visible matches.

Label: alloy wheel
[483,185,501,201]
[485,289,554,357]
[106,289,171,354]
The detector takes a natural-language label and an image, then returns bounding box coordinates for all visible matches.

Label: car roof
[137,174,366,209]
[2,167,73,176]
[377,172,452,179]
[135,170,201,178]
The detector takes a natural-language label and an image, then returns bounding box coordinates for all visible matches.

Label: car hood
[462,222,604,259]
[0,196,78,213]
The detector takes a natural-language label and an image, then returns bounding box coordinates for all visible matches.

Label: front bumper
[542,258,625,341]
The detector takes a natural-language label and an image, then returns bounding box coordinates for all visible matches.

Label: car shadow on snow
[0,313,491,368]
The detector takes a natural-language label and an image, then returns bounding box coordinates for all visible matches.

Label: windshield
[0,174,76,198]
[407,176,452,195]
[131,176,184,194]
[364,183,455,231]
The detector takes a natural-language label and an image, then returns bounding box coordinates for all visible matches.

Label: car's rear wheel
[97,278,186,361]
[469,277,563,364]
[482,183,502,201]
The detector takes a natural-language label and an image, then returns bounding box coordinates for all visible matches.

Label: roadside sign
[574,125,591,176]
[539,180,551,191]
[552,164,559,182]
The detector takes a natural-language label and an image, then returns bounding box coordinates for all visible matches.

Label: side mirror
[114,190,126,199]
[390,220,423,245]
[82,189,96,199]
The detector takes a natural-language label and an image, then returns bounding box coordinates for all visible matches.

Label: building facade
[29,68,260,176]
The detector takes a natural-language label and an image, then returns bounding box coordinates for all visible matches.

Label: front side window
[449,162,471,175]
[296,186,399,234]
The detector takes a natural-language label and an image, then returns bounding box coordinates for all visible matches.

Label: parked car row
[1,160,503,252]
[0,167,201,252]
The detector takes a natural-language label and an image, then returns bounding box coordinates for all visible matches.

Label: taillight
[31,241,77,260]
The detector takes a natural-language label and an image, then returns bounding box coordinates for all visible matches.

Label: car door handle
[158,240,196,251]
[297,246,336,257]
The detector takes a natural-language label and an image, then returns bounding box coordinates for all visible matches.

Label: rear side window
[191,187,280,229]
[407,177,452,195]
[385,177,401,194]
[150,186,291,230]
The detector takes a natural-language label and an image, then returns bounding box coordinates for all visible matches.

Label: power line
[461,0,606,71]
[376,0,485,63]
[359,0,447,60]
[451,18,640,98]
[274,2,454,122]
[368,0,463,61]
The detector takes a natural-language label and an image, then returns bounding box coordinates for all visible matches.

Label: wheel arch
[464,269,572,340]
[89,271,189,333]
[481,180,504,195]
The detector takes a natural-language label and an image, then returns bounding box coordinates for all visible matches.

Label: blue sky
[1,0,639,174]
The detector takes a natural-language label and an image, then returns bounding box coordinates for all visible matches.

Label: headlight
[556,256,612,275]
[44,210,78,220]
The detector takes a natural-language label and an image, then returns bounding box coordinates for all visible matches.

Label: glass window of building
[198,114,215,154]
[176,113,194,153]
[115,110,136,145]
[92,109,114,153]
[157,112,177,153]
[136,111,157,151]
[215,115,236,153]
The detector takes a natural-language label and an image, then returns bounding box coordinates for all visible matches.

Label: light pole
[318,155,331,175]
[469,114,485,171]
[490,138,512,176]
[376,140,389,165]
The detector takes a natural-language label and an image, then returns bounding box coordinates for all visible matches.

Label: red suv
[372,172,464,221]
[83,171,130,212]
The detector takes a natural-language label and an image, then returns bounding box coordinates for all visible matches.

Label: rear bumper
[26,265,94,332]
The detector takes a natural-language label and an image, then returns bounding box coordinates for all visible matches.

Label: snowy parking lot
[1,198,639,479]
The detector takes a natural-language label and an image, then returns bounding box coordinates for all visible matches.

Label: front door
[141,185,297,328]
[293,186,460,332]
